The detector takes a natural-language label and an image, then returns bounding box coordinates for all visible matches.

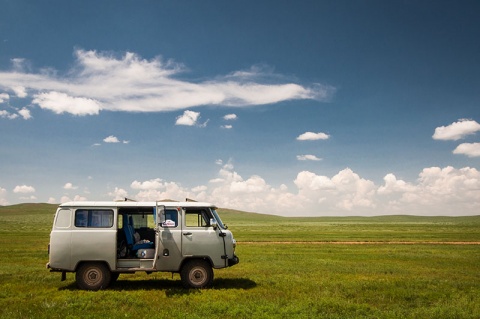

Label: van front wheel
[180,260,213,288]
[76,262,111,291]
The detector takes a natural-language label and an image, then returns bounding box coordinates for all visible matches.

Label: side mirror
[210,219,218,229]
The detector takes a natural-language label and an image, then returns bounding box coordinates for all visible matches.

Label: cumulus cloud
[12,86,27,98]
[221,125,233,129]
[63,182,78,190]
[104,135,120,143]
[13,185,36,193]
[175,110,201,126]
[453,143,480,157]
[108,187,129,200]
[61,195,87,203]
[297,154,322,161]
[18,107,32,120]
[119,163,480,216]
[0,49,334,116]
[0,93,9,103]
[297,132,330,141]
[0,110,18,119]
[433,119,480,141]
[223,114,237,120]
[0,107,31,120]
[101,135,129,144]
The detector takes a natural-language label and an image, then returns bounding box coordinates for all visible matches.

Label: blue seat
[124,215,154,254]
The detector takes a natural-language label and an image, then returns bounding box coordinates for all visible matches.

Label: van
[46,200,239,290]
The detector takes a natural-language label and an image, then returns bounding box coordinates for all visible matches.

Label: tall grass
[0,204,478,318]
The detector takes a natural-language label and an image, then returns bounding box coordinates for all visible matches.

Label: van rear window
[75,209,114,228]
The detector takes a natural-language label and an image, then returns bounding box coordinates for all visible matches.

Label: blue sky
[1,0,479,216]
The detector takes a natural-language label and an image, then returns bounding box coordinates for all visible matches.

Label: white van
[47,201,239,290]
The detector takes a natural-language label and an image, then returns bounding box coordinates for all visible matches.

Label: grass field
[0,204,479,318]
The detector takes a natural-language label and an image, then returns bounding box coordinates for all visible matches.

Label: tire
[180,259,214,289]
[76,262,111,291]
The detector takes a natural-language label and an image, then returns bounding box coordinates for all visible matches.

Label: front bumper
[228,255,239,267]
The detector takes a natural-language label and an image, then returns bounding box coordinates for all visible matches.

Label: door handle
[183,232,192,236]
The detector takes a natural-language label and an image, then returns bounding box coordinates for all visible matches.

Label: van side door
[156,206,183,271]
[181,208,226,268]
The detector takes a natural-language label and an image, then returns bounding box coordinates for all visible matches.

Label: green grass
[0,204,479,318]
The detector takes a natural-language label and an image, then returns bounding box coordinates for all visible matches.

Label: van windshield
[211,209,227,229]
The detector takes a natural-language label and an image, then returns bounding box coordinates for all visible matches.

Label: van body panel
[70,229,117,270]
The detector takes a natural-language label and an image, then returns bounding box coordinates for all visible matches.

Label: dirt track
[240,241,480,245]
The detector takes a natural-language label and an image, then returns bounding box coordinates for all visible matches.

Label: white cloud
[0,93,9,103]
[48,197,57,204]
[0,49,334,116]
[63,182,78,190]
[131,178,164,190]
[297,154,322,161]
[13,185,35,193]
[453,143,480,157]
[0,107,31,120]
[223,114,237,120]
[108,187,129,201]
[221,125,233,129]
[12,86,27,98]
[57,162,475,216]
[433,119,480,141]
[175,110,200,126]
[18,107,32,120]
[104,135,120,143]
[61,195,87,203]
[32,91,101,116]
[377,173,415,195]
[0,110,18,119]
[297,131,330,141]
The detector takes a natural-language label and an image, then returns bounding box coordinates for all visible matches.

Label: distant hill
[0,203,57,216]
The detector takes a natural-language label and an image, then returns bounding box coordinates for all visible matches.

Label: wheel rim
[84,267,103,286]
[189,267,208,286]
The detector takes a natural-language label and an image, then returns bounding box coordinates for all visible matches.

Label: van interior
[117,207,155,259]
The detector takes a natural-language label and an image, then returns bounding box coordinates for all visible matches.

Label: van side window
[75,209,114,228]
[185,209,210,227]
[162,209,178,228]
[55,209,71,228]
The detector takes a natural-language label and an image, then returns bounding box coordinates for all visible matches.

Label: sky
[1,0,479,216]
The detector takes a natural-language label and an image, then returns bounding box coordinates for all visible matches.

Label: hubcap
[190,267,207,285]
[85,269,102,285]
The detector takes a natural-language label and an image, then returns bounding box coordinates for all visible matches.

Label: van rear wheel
[76,262,111,291]
[180,260,213,288]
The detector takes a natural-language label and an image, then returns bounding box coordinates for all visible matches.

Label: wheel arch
[179,256,213,271]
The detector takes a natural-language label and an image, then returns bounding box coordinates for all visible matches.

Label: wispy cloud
[297,154,322,161]
[0,49,335,117]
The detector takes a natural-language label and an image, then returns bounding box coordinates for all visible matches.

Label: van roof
[59,201,216,208]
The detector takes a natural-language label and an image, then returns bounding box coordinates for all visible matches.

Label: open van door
[154,203,183,271]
